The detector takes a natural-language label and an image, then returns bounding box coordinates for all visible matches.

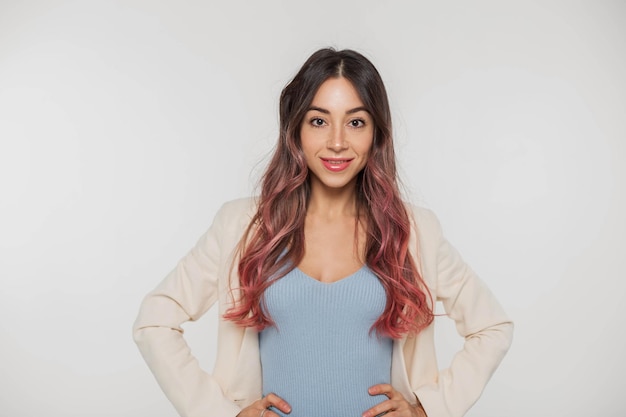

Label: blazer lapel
[391,337,415,403]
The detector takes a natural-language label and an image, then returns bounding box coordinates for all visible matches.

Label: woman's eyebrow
[307,106,370,115]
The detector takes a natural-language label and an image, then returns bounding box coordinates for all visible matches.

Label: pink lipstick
[321,157,353,172]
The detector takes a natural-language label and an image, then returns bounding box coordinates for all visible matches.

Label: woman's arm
[133,203,242,417]
[411,208,514,417]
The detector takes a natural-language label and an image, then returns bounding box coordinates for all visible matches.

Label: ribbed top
[259,265,392,417]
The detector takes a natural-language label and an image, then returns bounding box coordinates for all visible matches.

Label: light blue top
[259,265,393,417]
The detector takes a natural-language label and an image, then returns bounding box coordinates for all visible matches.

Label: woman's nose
[327,127,348,151]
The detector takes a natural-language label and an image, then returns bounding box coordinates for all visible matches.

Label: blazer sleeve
[413,209,514,417]
[132,204,242,417]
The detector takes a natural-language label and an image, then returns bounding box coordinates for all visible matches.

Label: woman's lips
[320,157,354,172]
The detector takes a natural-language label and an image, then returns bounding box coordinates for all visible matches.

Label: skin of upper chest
[298,214,367,283]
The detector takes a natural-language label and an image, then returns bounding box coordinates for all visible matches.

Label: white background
[1,1,625,416]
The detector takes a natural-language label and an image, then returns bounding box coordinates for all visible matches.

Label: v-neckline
[294,265,367,286]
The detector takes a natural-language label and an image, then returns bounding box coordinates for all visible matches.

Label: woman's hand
[236,393,291,417]
[362,384,427,417]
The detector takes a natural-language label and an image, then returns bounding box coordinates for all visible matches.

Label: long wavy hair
[223,48,433,339]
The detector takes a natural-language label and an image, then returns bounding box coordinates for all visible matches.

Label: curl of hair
[223,48,433,338]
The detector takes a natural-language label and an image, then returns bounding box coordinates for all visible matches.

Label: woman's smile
[320,157,354,172]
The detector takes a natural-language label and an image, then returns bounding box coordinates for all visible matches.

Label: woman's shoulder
[210,196,258,230]
[403,202,441,231]
[218,196,258,213]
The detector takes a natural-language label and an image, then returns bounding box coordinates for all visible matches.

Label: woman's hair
[223,48,433,339]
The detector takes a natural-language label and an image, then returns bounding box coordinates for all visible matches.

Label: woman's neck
[307,183,358,219]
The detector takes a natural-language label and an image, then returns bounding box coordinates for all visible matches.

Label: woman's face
[300,77,374,194]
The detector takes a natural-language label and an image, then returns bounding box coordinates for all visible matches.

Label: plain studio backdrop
[1,1,625,416]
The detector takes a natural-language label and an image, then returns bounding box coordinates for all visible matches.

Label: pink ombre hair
[223,48,433,339]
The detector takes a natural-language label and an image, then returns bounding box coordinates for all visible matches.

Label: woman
[133,48,513,417]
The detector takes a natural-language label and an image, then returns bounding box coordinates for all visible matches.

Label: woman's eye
[349,119,365,128]
[311,118,325,127]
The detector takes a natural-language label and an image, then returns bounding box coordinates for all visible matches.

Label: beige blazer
[133,198,513,417]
